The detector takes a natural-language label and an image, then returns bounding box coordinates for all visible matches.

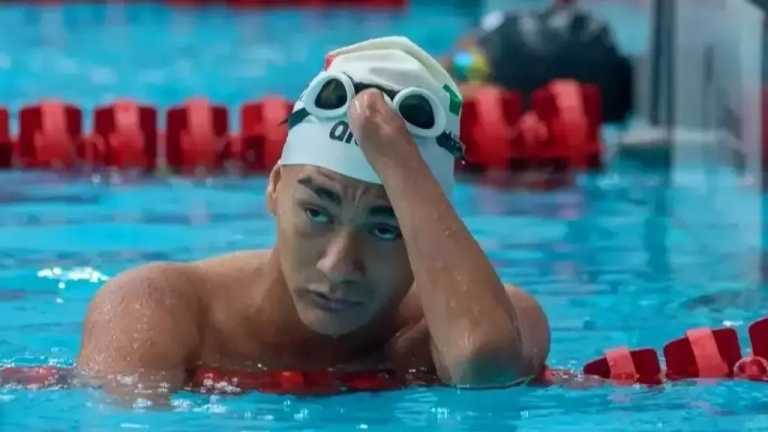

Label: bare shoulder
[87,261,203,319]
[193,249,269,277]
[78,262,204,377]
[191,250,270,301]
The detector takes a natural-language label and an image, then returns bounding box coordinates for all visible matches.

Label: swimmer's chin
[297,312,366,337]
[294,299,370,337]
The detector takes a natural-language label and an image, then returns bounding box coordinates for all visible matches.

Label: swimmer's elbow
[439,338,534,388]
[434,290,550,387]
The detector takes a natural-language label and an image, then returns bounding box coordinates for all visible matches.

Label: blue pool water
[1,1,768,431]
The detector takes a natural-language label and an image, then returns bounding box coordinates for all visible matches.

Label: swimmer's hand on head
[348,89,549,387]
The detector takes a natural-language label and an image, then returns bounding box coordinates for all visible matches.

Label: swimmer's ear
[266,165,282,215]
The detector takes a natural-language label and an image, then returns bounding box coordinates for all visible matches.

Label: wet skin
[77,89,550,401]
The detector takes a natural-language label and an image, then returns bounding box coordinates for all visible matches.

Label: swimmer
[77,36,550,400]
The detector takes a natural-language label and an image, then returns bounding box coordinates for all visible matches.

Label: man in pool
[77,37,550,397]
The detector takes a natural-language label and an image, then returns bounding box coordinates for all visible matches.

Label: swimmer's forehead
[284,165,390,203]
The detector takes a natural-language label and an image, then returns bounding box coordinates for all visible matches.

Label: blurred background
[3,0,762,275]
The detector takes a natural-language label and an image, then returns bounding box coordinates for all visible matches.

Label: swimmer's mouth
[305,290,364,312]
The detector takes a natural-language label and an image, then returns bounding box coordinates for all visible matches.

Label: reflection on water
[36,267,110,284]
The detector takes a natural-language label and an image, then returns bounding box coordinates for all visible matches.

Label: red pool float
[0,106,10,168]
[166,98,229,173]
[582,317,768,385]
[734,356,768,381]
[191,367,407,395]
[664,327,742,380]
[0,366,71,388]
[17,100,82,169]
[229,96,291,173]
[0,366,409,395]
[734,317,768,381]
[583,347,663,385]
[530,79,602,170]
[749,316,768,360]
[7,314,768,395]
[459,85,523,171]
[509,111,549,171]
[91,100,158,170]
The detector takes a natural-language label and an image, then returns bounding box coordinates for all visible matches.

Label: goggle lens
[316,79,349,110]
[397,93,435,130]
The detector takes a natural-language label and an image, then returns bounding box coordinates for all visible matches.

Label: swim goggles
[286,72,465,159]
[298,71,448,138]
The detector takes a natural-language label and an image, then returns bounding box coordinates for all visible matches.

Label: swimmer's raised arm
[77,262,201,404]
[348,89,549,387]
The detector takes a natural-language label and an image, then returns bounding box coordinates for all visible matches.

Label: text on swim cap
[329,120,359,146]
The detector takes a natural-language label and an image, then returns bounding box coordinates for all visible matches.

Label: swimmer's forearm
[375,155,527,385]
[348,89,528,384]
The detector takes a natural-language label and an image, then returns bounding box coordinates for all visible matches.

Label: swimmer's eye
[304,207,333,225]
[369,224,402,241]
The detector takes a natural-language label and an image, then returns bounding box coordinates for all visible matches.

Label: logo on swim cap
[442,84,463,116]
[328,120,358,146]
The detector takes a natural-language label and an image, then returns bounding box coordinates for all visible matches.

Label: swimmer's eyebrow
[369,205,396,220]
[297,176,341,206]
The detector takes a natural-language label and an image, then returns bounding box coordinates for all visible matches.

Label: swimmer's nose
[316,230,365,285]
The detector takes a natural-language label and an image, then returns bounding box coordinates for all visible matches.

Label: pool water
[0,1,481,127]
[2,166,768,431]
[1,1,768,431]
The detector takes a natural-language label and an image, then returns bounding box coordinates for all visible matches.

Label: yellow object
[453,48,491,83]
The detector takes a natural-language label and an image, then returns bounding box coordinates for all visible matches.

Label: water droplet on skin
[117,374,137,385]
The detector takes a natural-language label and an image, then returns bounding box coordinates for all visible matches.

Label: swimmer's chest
[196,318,434,374]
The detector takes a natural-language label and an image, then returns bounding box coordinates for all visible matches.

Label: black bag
[478,6,633,122]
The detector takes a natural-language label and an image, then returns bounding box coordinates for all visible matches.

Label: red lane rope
[0,81,604,174]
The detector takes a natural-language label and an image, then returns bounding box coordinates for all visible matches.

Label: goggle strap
[284,108,312,130]
[437,131,466,160]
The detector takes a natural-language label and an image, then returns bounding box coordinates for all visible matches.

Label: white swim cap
[279,36,463,194]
